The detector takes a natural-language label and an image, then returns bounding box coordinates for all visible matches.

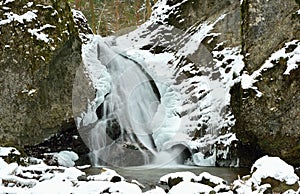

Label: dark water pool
[84,165,249,188]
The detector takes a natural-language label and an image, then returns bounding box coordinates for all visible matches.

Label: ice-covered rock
[53,151,79,167]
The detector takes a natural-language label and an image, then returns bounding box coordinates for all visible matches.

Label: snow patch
[0,147,21,156]
[178,14,226,57]
[168,181,213,194]
[151,0,189,23]
[0,10,37,25]
[28,24,56,43]
[241,40,300,95]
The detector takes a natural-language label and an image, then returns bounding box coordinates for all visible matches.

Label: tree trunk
[146,0,151,19]
[89,0,96,33]
[75,0,81,9]
[135,0,140,25]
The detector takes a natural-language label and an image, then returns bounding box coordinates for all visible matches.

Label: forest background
[69,0,157,36]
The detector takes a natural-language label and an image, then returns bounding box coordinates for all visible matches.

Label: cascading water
[76,35,185,167]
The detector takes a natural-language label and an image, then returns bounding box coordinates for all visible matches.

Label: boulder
[0,0,82,146]
[231,0,300,166]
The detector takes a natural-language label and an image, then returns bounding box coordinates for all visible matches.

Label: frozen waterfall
[76,36,186,167]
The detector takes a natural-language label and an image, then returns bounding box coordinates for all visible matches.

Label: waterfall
[74,16,241,167]
[76,35,185,167]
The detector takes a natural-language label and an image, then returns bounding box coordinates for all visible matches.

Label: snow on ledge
[241,40,300,96]
[28,24,56,43]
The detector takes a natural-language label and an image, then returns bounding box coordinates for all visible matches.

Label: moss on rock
[0,0,82,146]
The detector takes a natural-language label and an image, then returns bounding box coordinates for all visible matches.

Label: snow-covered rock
[168,181,213,194]
[232,156,300,194]
[53,151,79,167]
[196,171,227,186]
[0,147,21,157]
[250,155,299,186]
[159,171,197,184]
[87,167,125,182]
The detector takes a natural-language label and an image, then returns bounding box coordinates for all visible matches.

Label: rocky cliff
[232,0,300,166]
[0,0,82,146]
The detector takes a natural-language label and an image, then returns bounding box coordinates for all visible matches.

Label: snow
[0,10,37,25]
[28,24,56,43]
[1,148,299,194]
[240,40,300,95]
[197,172,226,185]
[3,0,15,4]
[178,14,226,57]
[53,151,79,167]
[232,156,300,194]
[0,161,18,175]
[76,164,91,170]
[168,181,213,194]
[250,155,299,185]
[0,147,21,156]
[159,171,197,183]
[108,181,143,194]
[143,186,166,194]
[151,0,189,23]
[87,168,125,182]
[283,40,300,75]
[22,88,37,96]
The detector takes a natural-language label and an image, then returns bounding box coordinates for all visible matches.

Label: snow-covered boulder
[232,156,300,194]
[87,168,125,182]
[251,155,299,186]
[159,171,198,188]
[53,151,79,167]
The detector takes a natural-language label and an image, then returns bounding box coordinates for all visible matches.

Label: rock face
[0,0,82,145]
[163,0,300,166]
[231,0,300,166]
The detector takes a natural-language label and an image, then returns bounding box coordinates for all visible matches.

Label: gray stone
[0,0,81,146]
